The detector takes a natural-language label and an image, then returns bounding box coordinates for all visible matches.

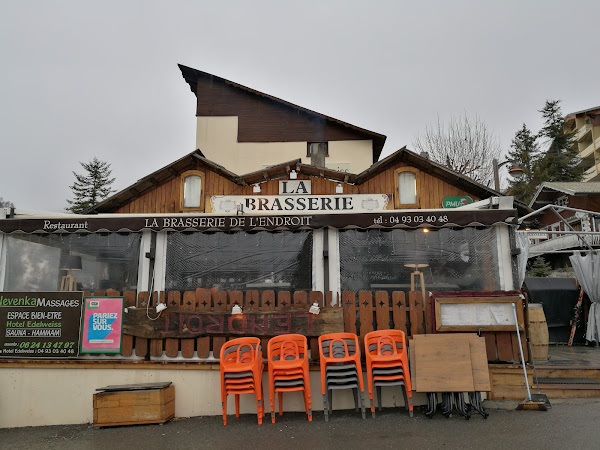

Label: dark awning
[0,209,518,234]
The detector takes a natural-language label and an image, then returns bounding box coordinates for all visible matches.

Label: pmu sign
[442,196,473,208]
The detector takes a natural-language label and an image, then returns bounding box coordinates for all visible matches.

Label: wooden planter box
[93,382,175,427]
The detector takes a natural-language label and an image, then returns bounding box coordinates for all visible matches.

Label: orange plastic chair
[318,332,365,420]
[267,334,312,423]
[364,330,412,417]
[220,337,264,425]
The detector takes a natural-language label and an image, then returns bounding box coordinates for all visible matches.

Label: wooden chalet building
[1,64,523,299]
[0,147,520,297]
[0,65,527,427]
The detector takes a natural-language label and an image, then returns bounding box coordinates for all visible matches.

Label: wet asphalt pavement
[1,399,599,450]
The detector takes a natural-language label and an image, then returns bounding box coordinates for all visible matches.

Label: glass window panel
[3,233,141,291]
[183,175,202,207]
[165,230,312,292]
[398,172,417,204]
[339,227,500,293]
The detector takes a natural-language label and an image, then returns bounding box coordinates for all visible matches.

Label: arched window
[180,170,205,211]
[394,167,419,208]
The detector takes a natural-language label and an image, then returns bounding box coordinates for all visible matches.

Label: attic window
[394,167,419,208]
[556,196,569,207]
[180,170,205,211]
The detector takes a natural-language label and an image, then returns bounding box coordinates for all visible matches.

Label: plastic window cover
[2,233,141,292]
[339,227,501,293]
[183,175,201,207]
[165,230,313,292]
[398,172,417,204]
[514,230,530,289]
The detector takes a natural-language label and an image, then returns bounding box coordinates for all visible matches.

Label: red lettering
[248,314,268,335]
[293,312,314,334]
[186,314,203,333]
[228,315,247,334]
[205,315,225,333]
[272,314,291,335]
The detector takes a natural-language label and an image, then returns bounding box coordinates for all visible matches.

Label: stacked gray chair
[318,333,366,421]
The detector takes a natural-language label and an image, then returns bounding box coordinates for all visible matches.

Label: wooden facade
[110,154,481,214]
[530,182,600,228]
[536,194,600,228]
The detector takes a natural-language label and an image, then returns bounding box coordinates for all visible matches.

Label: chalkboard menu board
[0,291,83,358]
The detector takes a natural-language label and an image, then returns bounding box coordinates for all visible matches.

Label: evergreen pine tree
[0,197,15,208]
[506,100,583,205]
[536,100,582,183]
[506,124,540,204]
[527,256,552,277]
[66,157,115,213]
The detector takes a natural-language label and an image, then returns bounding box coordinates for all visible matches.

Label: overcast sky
[1,0,599,212]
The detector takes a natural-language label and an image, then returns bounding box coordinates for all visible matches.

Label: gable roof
[90,150,237,213]
[92,147,530,216]
[178,64,387,162]
[530,182,600,209]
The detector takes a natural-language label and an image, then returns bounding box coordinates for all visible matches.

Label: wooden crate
[93,383,175,427]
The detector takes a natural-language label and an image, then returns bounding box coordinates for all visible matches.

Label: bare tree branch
[412,113,502,185]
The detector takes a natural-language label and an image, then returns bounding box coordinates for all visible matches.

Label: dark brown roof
[530,182,600,209]
[90,150,238,213]
[92,147,530,216]
[354,147,531,215]
[179,64,387,162]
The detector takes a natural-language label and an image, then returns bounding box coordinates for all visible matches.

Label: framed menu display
[434,296,524,332]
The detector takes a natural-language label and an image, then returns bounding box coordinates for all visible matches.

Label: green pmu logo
[442,196,473,208]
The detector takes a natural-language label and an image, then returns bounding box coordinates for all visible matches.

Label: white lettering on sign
[43,220,89,231]
[279,180,311,195]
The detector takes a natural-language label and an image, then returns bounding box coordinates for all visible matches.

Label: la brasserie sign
[209,179,390,214]
[210,193,390,214]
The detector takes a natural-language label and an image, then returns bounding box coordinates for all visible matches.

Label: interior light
[422,228,430,233]
[336,183,343,194]
[290,170,298,180]
[253,183,261,193]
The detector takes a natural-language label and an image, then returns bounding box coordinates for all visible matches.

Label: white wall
[195,117,373,175]
[0,366,421,428]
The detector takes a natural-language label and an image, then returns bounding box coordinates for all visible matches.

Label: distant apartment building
[565,106,600,181]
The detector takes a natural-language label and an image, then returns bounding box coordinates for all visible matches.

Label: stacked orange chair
[318,332,366,421]
[219,337,264,425]
[267,334,312,423]
[364,330,413,417]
